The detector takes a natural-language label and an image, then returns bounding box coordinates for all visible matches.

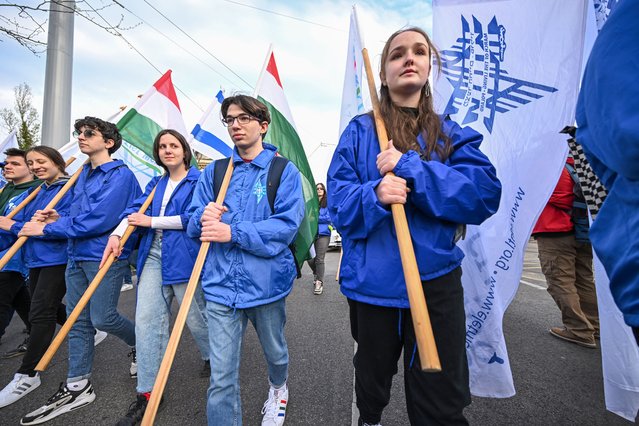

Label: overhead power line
[221,0,344,31]
[84,0,204,112]
[111,0,240,90]
[142,0,254,89]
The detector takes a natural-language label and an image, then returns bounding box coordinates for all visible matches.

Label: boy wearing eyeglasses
[18,116,142,425]
[188,95,304,426]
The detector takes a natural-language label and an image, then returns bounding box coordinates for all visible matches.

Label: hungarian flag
[255,48,319,270]
[116,70,188,186]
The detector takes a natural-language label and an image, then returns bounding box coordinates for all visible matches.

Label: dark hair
[378,27,452,161]
[220,94,271,139]
[152,129,192,173]
[316,182,327,208]
[27,146,67,176]
[74,116,122,154]
[4,148,27,161]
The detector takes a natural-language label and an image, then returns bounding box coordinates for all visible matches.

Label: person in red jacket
[532,157,599,348]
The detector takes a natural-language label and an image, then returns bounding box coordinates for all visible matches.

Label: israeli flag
[189,90,234,160]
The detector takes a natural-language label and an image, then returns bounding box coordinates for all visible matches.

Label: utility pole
[41,1,75,148]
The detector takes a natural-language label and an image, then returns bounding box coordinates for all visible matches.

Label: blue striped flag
[190,90,234,160]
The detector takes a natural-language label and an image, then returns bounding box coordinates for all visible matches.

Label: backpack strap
[213,157,232,200]
[266,156,289,214]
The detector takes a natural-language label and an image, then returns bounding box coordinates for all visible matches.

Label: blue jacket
[125,166,201,285]
[187,144,304,309]
[0,191,30,275]
[327,114,501,308]
[318,206,331,237]
[9,179,73,269]
[43,160,142,262]
[576,0,639,327]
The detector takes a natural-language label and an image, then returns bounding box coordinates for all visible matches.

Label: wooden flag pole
[361,46,441,372]
[36,185,157,371]
[0,159,85,271]
[142,159,234,426]
[4,156,78,221]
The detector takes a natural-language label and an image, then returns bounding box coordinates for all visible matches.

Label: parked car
[328,228,341,249]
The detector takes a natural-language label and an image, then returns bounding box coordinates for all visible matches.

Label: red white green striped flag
[116,70,188,186]
[255,49,319,269]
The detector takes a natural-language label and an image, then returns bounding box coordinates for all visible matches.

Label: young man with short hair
[19,117,142,425]
[0,148,40,357]
[188,95,304,426]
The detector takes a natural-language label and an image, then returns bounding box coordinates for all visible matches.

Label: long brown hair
[27,146,67,176]
[378,27,452,161]
[316,182,327,208]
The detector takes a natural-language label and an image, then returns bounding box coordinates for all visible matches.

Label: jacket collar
[84,158,124,173]
[232,143,277,169]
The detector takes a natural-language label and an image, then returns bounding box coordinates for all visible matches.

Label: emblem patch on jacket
[253,179,266,204]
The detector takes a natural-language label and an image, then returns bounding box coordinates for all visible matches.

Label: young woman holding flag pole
[101,129,210,425]
[0,147,74,408]
[327,25,501,425]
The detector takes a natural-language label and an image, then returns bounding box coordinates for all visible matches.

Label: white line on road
[521,279,546,290]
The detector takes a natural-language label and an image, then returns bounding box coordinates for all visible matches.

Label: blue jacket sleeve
[11,188,74,241]
[393,122,501,225]
[187,165,215,238]
[44,169,142,239]
[230,163,304,258]
[327,123,391,241]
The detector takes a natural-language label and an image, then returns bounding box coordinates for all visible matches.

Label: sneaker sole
[0,380,41,408]
[549,329,596,348]
[1,351,27,359]
[20,392,96,425]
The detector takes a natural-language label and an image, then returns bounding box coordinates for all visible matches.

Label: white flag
[339,6,370,136]
[433,0,588,397]
[189,90,234,160]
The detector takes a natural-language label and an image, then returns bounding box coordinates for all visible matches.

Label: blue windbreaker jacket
[327,114,501,308]
[576,0,639,327]
[0,191,30,275]
[124,166,201,285]
[8,179,73,268]
[187,144,304,309]
[318,207,331,237]
[43,160,142,262]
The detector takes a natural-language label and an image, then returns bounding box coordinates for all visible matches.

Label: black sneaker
[199,360,211,378]
[20,381,95,425]
[116,394,165,425]
[116,394,148,426]
[2,337,29,359]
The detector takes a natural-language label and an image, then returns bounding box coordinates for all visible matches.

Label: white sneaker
[261,384,288,425]
[20,381,95,425]
[313,280,323,295]
[120,283,134,292]
[128,348,137,379]
[94,330,107,347]
[0,373,41,408]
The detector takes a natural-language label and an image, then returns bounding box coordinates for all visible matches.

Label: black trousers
[0,271,31,339]
[349,267,470,426]
[18,265,67,374]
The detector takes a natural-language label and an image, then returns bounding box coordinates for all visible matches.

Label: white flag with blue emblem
[433,0,588,397]
[189,90,234,160]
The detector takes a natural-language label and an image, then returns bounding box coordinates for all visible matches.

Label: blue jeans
[135,236,210,393]
[206,298,289,426]
[66,260,135,381]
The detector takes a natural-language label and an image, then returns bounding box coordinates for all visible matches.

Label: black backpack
[212,156,301,278]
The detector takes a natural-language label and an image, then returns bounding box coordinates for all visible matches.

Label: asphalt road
[0,241,634,425]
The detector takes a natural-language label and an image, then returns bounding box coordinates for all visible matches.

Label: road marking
[521,279,546,290]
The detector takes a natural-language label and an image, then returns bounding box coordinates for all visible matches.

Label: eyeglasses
[73,129,101,138]
[221,114,259,127]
